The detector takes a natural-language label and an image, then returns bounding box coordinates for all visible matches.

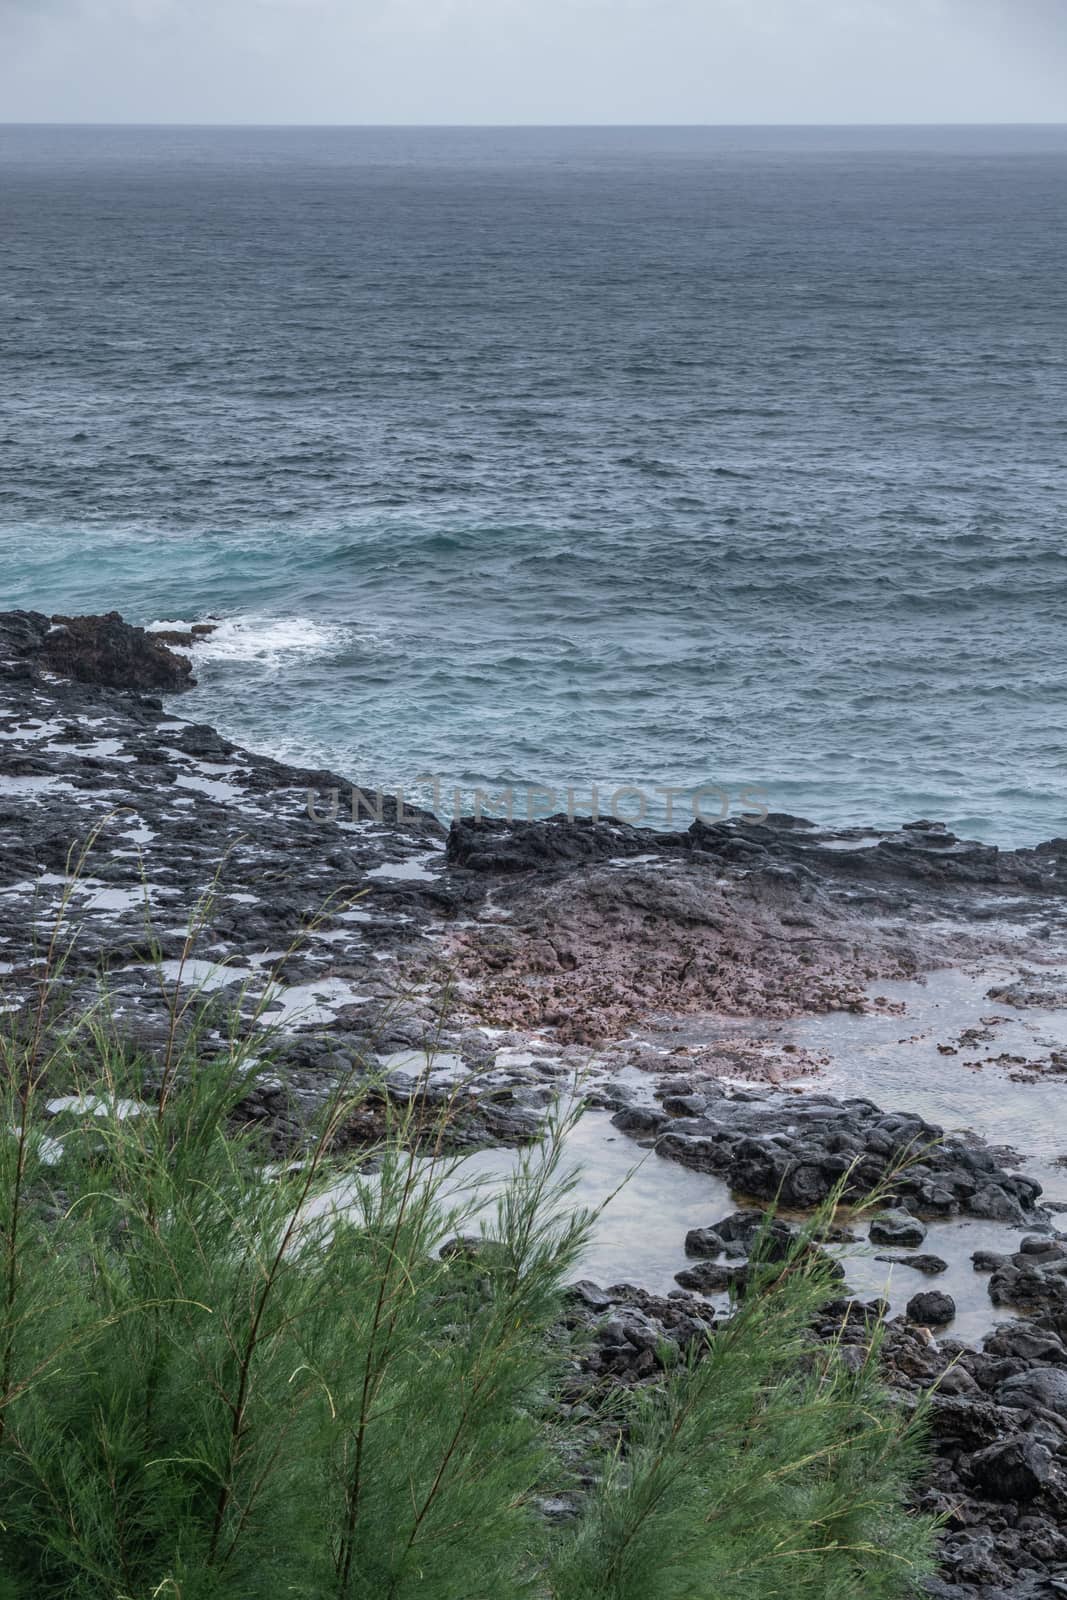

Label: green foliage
[0,850,936,1599]
[550,1248,932,1600]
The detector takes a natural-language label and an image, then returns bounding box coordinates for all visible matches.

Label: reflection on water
[314,1108,1035,1342]
[435,1112,735,1297]
[787,964,1067,1204]
[306,963,1067,1344]
[641,963,1067,1201]
[837,1218,1028,1346]
[314,1110,732,1299]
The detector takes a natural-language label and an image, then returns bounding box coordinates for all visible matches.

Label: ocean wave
[148,615,352,669]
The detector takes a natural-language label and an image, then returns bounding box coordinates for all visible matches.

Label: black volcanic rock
[446,813,682,873]
[906,1290,956,1325]
[0,609,196,693]
[5,607,1067,1598]
[641,1096,1044,1226]
[44,611,196,692]
[874,1252,949,1275]
[870,1211,927,1248]
[967,1435,1053,1502]
[988,1240,1067,1315]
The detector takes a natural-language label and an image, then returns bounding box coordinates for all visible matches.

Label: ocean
[2,124,1065,843]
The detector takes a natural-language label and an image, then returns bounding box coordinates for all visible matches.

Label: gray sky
[2,0,1065,125]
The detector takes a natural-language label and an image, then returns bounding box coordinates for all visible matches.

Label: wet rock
[676,1209,846,1294]
[907,1291,956,1326]
[563,1282,717,1383]
[683,1227,725,1258]
[706,1208,799,1257]
[662,1092,712,1117]
[446,814,660,874]
[875,1252,949,1275]
[597,1309,663,1354]
[820,1294,1067,1595]
[970,1183,1031,1225]
[989,1246,1067,1315]
[1021,1235,1067,1257]
[566,1281,615,1312]
[643,1095,1042,1227]
[674,1260,749,1294]
[610,1105,669,1137]
[926,1394,1006,1451]
[869,1211,927,1248]
[983,1323,1067,1364]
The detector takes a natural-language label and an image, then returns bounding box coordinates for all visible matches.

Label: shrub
[0,851,935,1599]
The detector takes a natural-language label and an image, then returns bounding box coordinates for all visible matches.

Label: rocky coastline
[3,609,1067,1597]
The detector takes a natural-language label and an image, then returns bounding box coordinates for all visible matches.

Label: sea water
[2,124,1065,842]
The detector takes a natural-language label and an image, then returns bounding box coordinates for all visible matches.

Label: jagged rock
[0,609,197,692]
[970,1183,1031,1225]
[983,1323,1067,1364]
[968,1436,1053,1501]
[645,1097,1043,1227]
[989,1244,1067,1315]
[566,1281,615,1312]
[610,1105,669,1137]
[997,1368,1067,1417]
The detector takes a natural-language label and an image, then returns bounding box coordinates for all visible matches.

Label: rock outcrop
[5,609,1067,1597]
[0,609,197,692]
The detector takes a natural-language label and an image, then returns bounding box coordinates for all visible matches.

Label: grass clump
[0,852,936,1599]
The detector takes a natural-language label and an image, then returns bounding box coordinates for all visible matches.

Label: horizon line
[3,120,1067,131]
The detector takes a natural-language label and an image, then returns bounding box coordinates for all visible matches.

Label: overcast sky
[1,0,1065,125]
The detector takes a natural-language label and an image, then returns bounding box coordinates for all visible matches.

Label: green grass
[0,847,936,1599]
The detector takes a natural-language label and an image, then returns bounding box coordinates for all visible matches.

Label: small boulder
[567,1281,614,1312]
[662,1093,710,1117]
[610,1105,669,1136]
[674,1261,748,1295]
[683,1227,725,1259]
[869,1211,927,1248]
[906,1290,955,1326]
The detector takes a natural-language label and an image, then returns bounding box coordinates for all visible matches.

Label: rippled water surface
[3,125,1066,840]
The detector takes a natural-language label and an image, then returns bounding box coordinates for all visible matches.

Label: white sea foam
[148,616,349,669]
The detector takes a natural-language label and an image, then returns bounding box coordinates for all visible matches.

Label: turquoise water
[2,125,1065,842]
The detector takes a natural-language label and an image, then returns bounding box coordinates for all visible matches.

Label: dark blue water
[2,125,1065,841]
